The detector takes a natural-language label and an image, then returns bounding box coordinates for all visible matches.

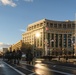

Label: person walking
[26,51,33,65]
[16,50,22,65]
[12,50,16,64]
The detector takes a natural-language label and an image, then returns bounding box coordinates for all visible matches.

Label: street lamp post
[49,39,54,56]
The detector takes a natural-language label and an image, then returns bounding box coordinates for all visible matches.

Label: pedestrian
[29,52,34,65]
[12,50,16,64]
[26,52,33,65]
[16,50,22,65]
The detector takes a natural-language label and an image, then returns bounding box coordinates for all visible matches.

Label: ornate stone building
[11,40,23,51]
[8,40,23,51]
[22,19,76,57]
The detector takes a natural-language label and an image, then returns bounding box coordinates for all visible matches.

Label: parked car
[21,54,26,61]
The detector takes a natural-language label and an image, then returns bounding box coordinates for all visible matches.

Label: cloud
[0,42,11,49]
[0,0,17,7]
[20,29,25,32]
[0,42,3,45]
[24,0,33,2]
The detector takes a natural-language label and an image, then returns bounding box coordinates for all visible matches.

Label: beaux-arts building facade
[22,19,76,57]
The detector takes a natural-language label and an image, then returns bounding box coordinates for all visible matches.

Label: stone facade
[22,19,76,57]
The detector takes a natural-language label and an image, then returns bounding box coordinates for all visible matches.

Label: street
[0,58,76,75]
[20,59,76,75]
[0,59,23,75]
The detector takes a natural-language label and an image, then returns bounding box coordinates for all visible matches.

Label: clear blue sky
[0,0,76,48]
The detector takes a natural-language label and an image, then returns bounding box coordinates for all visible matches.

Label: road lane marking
[0,64,4,67]
[56,65,76,70]
[48,68,74,75]
[3,62,26,75]
[28,73,36,75]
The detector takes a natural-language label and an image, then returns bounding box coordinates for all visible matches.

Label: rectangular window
[47,33,50,45]
[63,24,66,28]
[51,42,54,47]
[72,24,75,28]
[51,34,54,39]
[63,34,67,47]
[51,34,54,47]
[50,23,53,27]
[58,24,62,28]
[55,34,58,47]
[59,34,62,47]
[67,24,71,28]
[54,24,57,28]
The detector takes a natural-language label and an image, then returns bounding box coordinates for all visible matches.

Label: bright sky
[0,0,76,49]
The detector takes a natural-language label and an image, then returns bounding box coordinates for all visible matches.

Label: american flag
[46,27,49,31]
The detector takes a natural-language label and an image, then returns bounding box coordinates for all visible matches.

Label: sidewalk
[20,57,76,66]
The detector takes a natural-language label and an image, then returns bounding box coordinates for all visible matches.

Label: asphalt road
[19,62,76,75]
[0,59,23,75]
[1,59,76,75]
[19,59,76,75]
